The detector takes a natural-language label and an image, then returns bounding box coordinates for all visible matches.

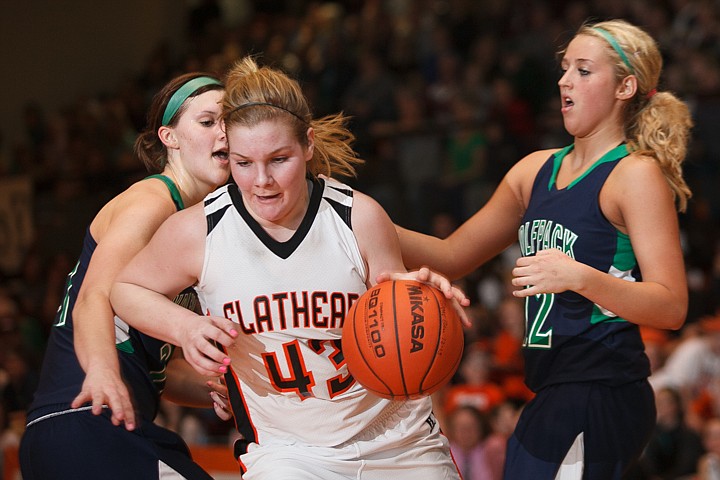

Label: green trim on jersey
[590,219,638,324]
[549,144,629,191]
[116,339,134,353]
[146,174,185,210]
[54,260,81,327]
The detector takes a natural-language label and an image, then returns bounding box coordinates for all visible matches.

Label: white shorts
[239,402,460,480]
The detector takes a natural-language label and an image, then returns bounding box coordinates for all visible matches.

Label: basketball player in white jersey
[111,56,469,479]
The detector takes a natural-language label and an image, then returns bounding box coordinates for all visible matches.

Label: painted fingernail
[219,365,227,373]
[223,357,231,365]
[230,329,238,337]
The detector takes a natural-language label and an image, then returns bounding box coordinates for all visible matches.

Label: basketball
[342,280,464,400]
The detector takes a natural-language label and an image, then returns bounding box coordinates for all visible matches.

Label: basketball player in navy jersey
[389,19,692,479]
[20,73,233,480]
[111,55,470,479]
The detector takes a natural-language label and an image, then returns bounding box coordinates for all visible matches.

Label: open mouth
[563,97,574,108]
[212,150,228,161]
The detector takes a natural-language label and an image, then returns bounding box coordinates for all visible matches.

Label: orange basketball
[342,280,464,400]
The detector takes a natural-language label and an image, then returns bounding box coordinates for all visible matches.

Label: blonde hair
[576,19,693,212]
[222,56,363,179]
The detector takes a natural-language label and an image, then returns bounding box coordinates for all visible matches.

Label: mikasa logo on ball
[407,284,426,353]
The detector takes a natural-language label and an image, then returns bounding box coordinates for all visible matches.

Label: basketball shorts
[19,407,214,480]
[238,401,461,479]
[503,380,655,480]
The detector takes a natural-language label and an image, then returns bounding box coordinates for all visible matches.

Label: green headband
[162,76,223,126]
[593,27,635,74]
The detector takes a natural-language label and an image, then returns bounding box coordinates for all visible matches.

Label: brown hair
[222,56,363,179]
[575,19,693,212]
[134,72,225,173]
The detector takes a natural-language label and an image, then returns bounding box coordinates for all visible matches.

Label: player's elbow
[660,301,688,331]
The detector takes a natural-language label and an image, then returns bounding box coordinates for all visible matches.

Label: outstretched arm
[395,152,541,280]
[72,188,176,430]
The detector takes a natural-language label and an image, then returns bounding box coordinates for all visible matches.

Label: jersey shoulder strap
[145,174,184,211]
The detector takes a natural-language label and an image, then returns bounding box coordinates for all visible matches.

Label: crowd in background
[1,0,720,478]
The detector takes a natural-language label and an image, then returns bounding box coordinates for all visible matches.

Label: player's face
[228,120,313,230]
[558,34,624,138]
[173,90,230,190]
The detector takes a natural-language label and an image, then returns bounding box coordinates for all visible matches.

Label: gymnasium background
[1,1,719,478]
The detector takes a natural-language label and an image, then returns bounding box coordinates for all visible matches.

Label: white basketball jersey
[196,177,431,448]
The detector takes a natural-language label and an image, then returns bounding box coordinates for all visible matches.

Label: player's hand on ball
[376,267,471,327]
[178,315,238,377]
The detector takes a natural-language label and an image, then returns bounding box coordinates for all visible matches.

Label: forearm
[163,358,215,408]
[110,282,199,344]
[396,226,462,278]
[74,293,121,374]
[576,265,687,330]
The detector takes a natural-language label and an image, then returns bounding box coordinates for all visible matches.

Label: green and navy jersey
[518,144,650,392]
[26,175,185,424]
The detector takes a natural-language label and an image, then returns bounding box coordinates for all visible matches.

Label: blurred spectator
[483,399,524,480]
[650,315,720,411]
[444,345,505,416]
[698,416,720,480]
[488,297,534,403]
[341,50,397,158]
[640,326,672,375]
[370,84,442,232]
[435,93,490,223]
[626,387,704,479]
[446,405,493,480]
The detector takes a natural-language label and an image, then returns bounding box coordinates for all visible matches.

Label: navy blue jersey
[26,175,186,424]
[518,144,650,392]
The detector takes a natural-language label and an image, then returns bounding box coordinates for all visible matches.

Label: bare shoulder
[506,148,558,180]
[350,188,389,229]
[91,178,177,240]
[602,153,675,231]
[505,148,562,204]
[609,153,669,194]
[159,202,206,237]
[614,152,663,174]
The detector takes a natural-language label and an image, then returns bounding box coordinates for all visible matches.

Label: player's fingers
[107,389,136,431]
[416,266,433,282]
[195,338,232,368]
[449,298,471,327]
[375,272,392,284]
[213,400,232,421]
[185,348,228,376]
[210,390,228,407]
[512,285,535,298]
[209,387,231,421]
[91,393,107,416]
[207,380,229,397]
[70,390,91,409]
[208,318,239,346]
[452,285,471,307]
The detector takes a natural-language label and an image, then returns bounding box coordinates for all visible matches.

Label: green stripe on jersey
[591,232,637,324]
